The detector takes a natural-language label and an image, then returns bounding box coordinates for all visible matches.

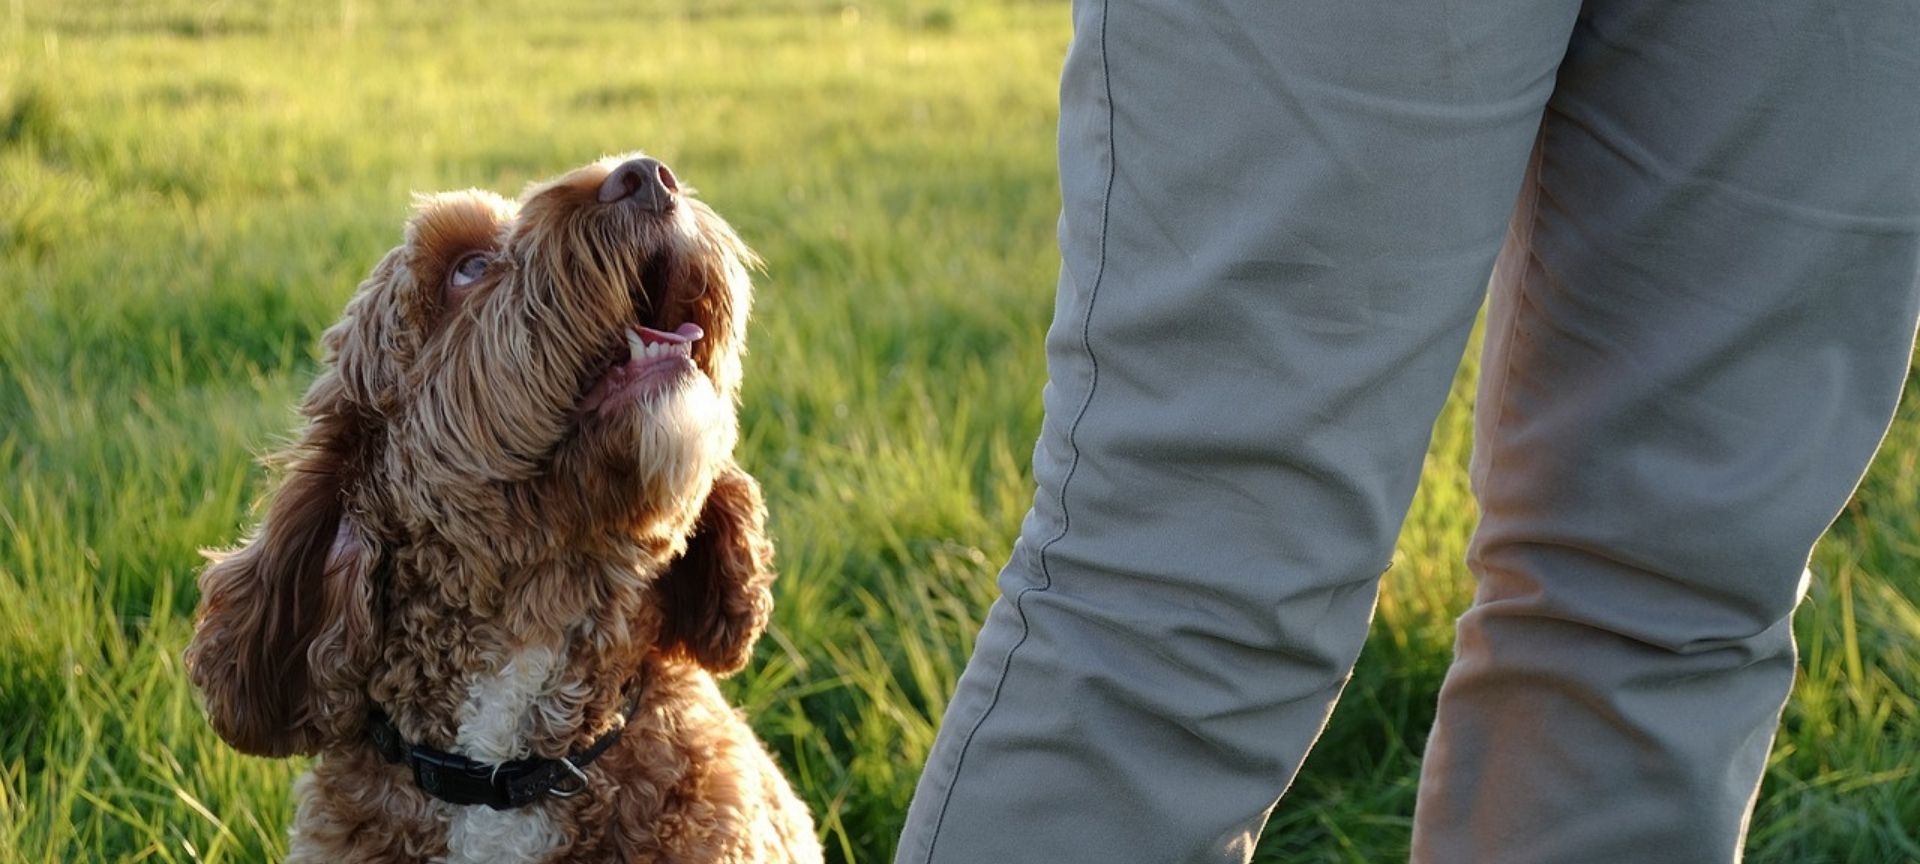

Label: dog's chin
[588,371,732,530]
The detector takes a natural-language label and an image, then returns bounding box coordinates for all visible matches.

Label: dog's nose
[597,157,679,210]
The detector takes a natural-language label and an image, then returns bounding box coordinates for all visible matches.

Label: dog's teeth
[622,330,696,364]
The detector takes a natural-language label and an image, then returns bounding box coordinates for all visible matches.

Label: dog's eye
[449,253,490,289]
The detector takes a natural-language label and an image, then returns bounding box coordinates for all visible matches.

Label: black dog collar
[368,674,645,811]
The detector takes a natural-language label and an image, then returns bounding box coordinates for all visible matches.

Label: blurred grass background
[1,1,1916,861]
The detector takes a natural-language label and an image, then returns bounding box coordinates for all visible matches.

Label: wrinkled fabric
[895,0,1920,861]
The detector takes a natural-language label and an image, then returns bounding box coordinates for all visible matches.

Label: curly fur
[183,154,822,863]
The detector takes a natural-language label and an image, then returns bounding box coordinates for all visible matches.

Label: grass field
[3,1,1917,861]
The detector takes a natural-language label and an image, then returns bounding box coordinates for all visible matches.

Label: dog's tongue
[636,322,704,346]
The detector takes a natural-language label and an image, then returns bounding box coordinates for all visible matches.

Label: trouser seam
[915,0,1118,859]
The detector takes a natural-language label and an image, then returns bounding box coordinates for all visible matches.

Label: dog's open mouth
[580,322,703,413]
[578,251,703,414]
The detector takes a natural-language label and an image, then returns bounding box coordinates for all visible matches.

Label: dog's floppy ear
[184,411,379,758]
[652,464,776,675]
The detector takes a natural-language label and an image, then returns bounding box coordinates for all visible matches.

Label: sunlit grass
[3,2,1916,861]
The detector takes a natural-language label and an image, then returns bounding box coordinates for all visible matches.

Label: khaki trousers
[894,0,1920,861]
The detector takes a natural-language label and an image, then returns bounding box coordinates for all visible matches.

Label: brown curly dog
[184,154,822,863]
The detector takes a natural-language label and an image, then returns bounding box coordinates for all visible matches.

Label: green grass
[2,1,1916,861]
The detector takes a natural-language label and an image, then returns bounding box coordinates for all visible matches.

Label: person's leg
[893,0,1581,861]
[1415,0,1920,860]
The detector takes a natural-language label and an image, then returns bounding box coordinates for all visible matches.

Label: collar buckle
[547,756,592,799]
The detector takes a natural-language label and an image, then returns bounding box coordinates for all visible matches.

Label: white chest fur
[440,645,566,864]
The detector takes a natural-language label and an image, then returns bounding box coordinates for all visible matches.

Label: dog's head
[381,154,756,544]
[185,155,774,757]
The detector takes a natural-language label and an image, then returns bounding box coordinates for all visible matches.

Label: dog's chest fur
[442,644,565,864]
